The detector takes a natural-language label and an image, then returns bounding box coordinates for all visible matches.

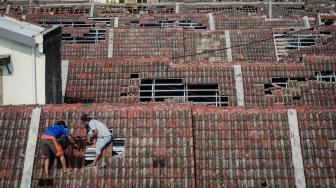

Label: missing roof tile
[153,157,165,168]
[329,139,336,151]
[261,179,268,187]
[38,178,54,187]
[112,138,125,156]
[130,73,139,79]
[85,138,125,164]
[293,96,301,100]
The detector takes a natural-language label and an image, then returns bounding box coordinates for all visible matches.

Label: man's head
[81,114,92,127]
[56,120,68,128]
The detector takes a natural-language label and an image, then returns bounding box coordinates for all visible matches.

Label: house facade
[0,16,62,104]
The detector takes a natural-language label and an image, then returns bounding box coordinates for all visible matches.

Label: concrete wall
[0,37,46,105]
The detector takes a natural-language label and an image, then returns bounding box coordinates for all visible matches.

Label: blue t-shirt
[42,125,69,139]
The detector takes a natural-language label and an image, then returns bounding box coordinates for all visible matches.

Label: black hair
[80,114,92,122]
[56,120,68,128]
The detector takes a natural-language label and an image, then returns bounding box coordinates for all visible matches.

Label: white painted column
[303,16,310,29]
[175,3,180,14]
[225,30,232,63]
[114,17,119,28]
[61,60,69,102]
[317,14,322,26]
[208,13,215,31]
[233,65,245,106]
[5,5,10,14]
[287,109,307,188]
[108,28,114,58]
[269,0,272,19]
[90,3,94,18]
[21,108,41,188]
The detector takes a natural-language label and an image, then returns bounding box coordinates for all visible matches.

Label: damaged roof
[64,56,336,107]
[0,103,335,187]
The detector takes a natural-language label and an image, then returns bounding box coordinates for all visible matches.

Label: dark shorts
[40,139,57,159]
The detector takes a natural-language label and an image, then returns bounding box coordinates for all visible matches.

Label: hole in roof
[330,139,336,151]
[153,157,165,168]
[130,19,140,24]
[261,180,268,187]
[84,138,125,164]
[291,77,306,82]
[272,78,288,83]
[293,96,301,100]
[130,73,139,79]
[323,19,334,25]
[320,31,332,35]
[112,138,125,156]
[38,179,54,187]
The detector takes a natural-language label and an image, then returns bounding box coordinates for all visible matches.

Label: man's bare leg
[87,154,101,167]
[44,158,50,177]
[59,155,72,173]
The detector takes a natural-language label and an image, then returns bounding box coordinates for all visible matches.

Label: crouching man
[40,121,78,177]
[81,114,112,167]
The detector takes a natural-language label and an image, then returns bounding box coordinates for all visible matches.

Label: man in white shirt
[81,114,112,167]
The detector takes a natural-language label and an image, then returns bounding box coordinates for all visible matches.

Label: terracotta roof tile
[1,104,336,187]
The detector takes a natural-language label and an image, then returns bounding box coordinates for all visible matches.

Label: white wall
[0,36,46,105]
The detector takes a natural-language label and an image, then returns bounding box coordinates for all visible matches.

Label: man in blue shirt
[40,121,78,177]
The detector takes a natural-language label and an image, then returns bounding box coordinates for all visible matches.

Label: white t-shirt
[89,119,112,137]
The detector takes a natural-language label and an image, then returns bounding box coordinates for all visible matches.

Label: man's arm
[67,135,78,147]
[88,130,98,139]
[63,127,78,148]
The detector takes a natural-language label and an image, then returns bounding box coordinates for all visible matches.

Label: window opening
[139,79,229,106]
[62,29,106,44]
[0,54,11,74]
[315,71,336,82]
[273,33,319,61]
[140,20,207,29]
